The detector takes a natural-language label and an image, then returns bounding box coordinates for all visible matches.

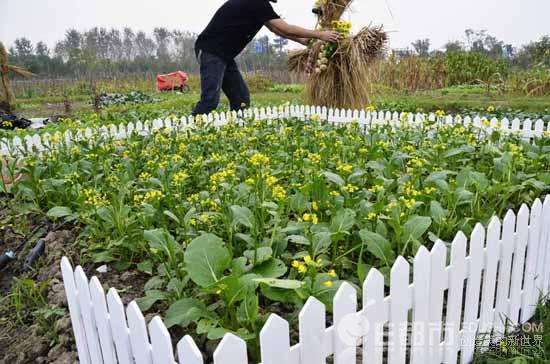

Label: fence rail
[2,105,549,157]
[61,196,550,364]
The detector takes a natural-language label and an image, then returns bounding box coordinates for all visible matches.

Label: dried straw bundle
[289,0,387,108]
[289,26,387,108]
[1,41,33,112]
[317,0,353,28]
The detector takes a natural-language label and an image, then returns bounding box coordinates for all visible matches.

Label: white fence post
[388,257,410,364]
[299,297,327,363]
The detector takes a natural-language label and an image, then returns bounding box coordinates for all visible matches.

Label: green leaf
[312,232,332,256]
[443,145,475,158]
[236,294,259,325]
[429,201,448,224]
[403,216,432,241]
[137,260,153,275]
[251,258,287,278]
[165,298,212,328]
[163,210,180,224]
[322,171,345,186]
[243,247,272,265]
[286,234,310,246]
[357,259,371,284]
[253,278,304,289]
[46,206,73,218]
[289,192,307,213]
[92,251,115,263]
[230,205,254,229]
[144,229,168,250]
[136,290,168,311]
[359,230,396,266]
[184,233,231,287]
[144,276,164,291]
[330,209,356,234]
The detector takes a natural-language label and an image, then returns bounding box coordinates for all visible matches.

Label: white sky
[1,0,549,50]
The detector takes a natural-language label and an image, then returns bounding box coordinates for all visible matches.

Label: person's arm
[265,18,340,43]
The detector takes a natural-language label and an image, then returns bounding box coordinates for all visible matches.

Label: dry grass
[1,41,33,112]
[289,0,387,108]
[290,26,387,108]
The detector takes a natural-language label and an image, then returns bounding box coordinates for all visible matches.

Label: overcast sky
[1,0,549,51]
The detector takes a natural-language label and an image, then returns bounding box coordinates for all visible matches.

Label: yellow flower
[304,255,313,265]
[487,105,495,113]
[292,260,301,268]
[303,213,319,225]
[266,175,278,187]
[435,110,445,118]
[308,153,321,164]
[365,105,376,112]
[423,187,436,194]
[336,162,353,174]
[330,191,341,197]
[172,171,189,185]
[139,171,151,180]
[368,184,384,193]
[323,280,334,288]
[298,264,307,274]
[367,212,378,221]
[199,213,210,223]
[272,185,286,200]
[249,153,270,166]
[328,269,337,278]
[312,201,319,211]
[344,184,358,193]
[311,214,319,225]
[143,189,164,203]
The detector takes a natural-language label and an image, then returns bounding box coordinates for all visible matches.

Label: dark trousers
[192,50,250,116]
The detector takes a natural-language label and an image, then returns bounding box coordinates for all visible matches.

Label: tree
[135,31,156,59]
[516,36,550,68]
[154,27,172,61]
[35,42,50,57]
[411,39,430,56]
[123,27,136,60]
[13,38,34,58]
[444,41,463,53]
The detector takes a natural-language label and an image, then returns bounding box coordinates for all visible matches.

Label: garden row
[1,105,550,157]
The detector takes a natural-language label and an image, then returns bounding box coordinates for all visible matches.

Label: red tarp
[156,71,189,91]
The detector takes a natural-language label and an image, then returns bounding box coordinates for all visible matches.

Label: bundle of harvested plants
[0,41,33,113]
[289,1,387,108]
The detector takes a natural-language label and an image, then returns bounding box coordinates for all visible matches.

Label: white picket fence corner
[61,195,550,364]
[1,105,549,157]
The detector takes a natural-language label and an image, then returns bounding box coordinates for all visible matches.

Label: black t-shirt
[196,0,280,61]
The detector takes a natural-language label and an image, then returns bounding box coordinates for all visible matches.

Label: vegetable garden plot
[3,109,550,362]
[61,196,550,364]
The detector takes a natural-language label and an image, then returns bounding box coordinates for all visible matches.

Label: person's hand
[317,30,340,43]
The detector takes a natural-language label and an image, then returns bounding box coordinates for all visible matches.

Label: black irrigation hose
[23,239,45,271]
[0,250,15,270]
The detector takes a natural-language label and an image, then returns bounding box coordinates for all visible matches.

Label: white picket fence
[61,196,550,364]
[2,105,549,157]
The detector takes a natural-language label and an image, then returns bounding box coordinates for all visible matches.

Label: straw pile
[1,41,33,113]
[289,0,387,108]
